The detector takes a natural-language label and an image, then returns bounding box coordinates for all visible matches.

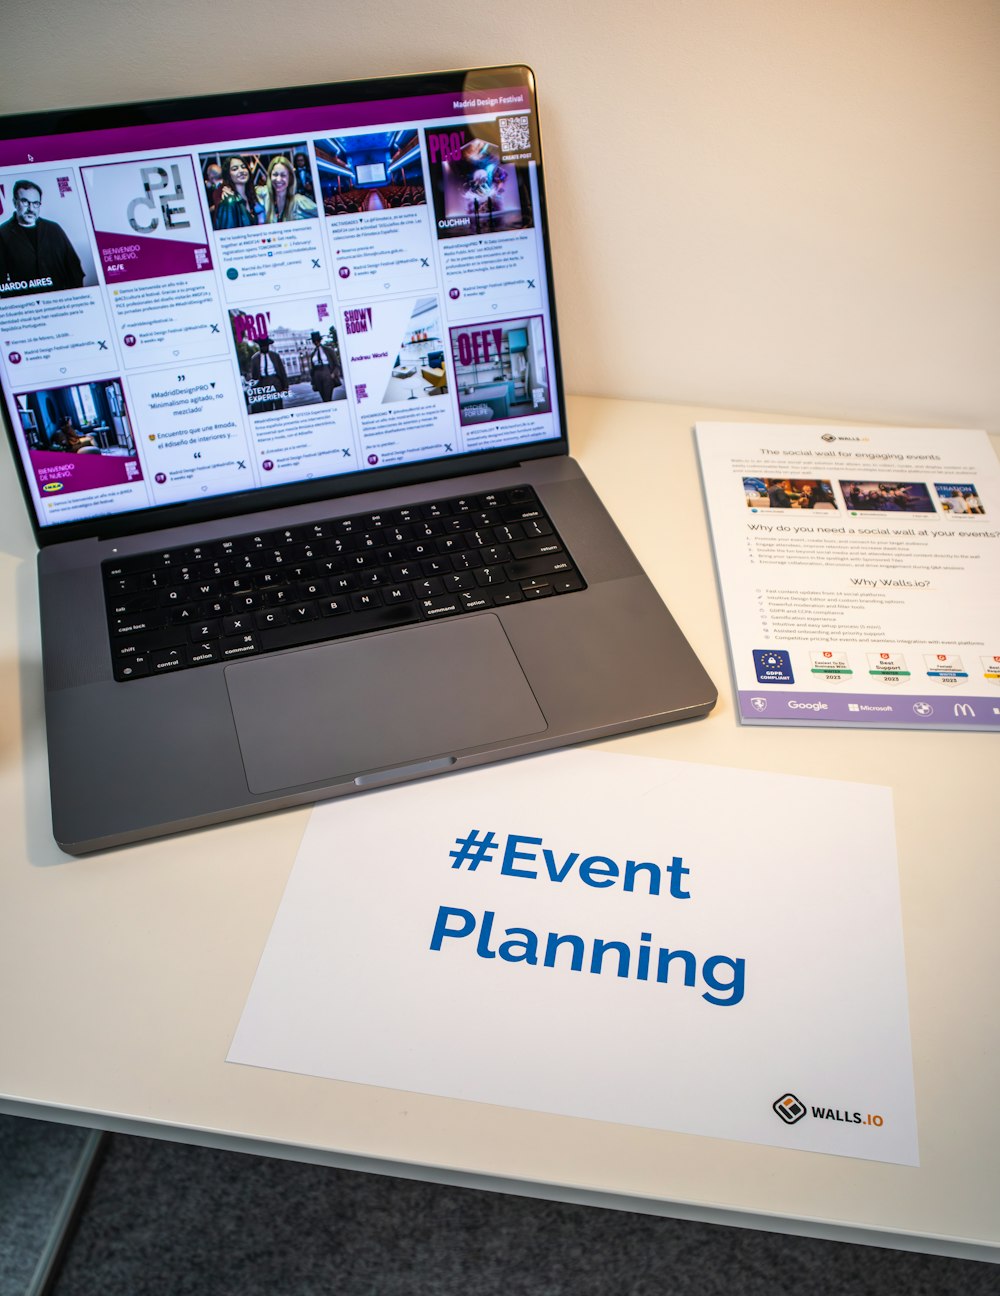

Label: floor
[2,1114,997,1295]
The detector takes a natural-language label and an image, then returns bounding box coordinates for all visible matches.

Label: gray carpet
[4,1116,998,1295]
[0,1116,93,1295]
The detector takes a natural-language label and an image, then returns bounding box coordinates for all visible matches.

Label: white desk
[1,397,998,1262]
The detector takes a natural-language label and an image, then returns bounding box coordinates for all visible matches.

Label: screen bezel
[0,65,568,547]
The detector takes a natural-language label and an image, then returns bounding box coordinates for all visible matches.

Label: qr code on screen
[498,115,532,154]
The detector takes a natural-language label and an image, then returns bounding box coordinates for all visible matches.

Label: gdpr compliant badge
[753,649,794,685]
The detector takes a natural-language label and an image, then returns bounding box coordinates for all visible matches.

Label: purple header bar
[0,87,532,168]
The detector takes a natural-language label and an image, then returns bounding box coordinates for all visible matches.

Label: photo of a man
[307,330,343,401]
[248,336,289,413]
[0,179,86,297]
[229,302,343,414]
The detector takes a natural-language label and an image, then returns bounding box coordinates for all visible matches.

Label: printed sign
[229,751,918,1165]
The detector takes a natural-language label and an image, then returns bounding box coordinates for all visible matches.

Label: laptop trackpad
[225,614,547,794]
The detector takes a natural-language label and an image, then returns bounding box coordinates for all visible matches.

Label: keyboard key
[114,657,150,681]
[504,553,572,581]
[219,634,259,660]
[420,595,463,618]
[149,647,185,673]
[222,613,255,637]
[188,642,220,667]
[113,614,166,637]
[510,537,563,559]
[493,523,525,543]
[482,545,514,565]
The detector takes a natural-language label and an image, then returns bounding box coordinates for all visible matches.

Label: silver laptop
[0,65,716,854]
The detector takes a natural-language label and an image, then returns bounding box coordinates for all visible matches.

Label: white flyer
[229,750,918,1166]
[695,423,1000,729]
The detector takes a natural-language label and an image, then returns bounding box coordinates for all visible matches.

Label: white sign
[229,751,918,1165]
[695,422,1000,730]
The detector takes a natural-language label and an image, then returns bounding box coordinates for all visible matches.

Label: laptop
[0,65,716,854]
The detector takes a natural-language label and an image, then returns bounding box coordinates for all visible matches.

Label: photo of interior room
[382,298,448,402]
[16,381,136,456]
[316,132,425,214]
[450,316,550,425]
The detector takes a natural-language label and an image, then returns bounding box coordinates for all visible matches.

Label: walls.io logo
[772,1093,807,1125]
[772,1092,885,1128]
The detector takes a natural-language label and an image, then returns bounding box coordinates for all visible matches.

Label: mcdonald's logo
[953,703,976,718]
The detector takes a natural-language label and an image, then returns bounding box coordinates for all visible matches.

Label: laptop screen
[0,67,565,538]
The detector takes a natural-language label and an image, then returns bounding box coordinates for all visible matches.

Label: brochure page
[695,422,1000,730]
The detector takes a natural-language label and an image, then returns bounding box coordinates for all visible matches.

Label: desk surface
[2,397,998,1262]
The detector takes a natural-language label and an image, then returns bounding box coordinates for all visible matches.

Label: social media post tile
[461,412,556,455]
[0,166,100,297]
[314,130,436,298]
[125,361,253,502]
[440,231,542,318]
[109,275,228,369]
[343,295,454,415]
[743,476,840,511]
[0,289,115,386]
[228,297,344,417]
[41,482,150,524]
[217,223,325,301]
[327,208,437,299]
[449,315,552,431]
[198,143,319,232]
[424,120,536,241]
[248,403,359,486]
[80,157,213,285]
[13,376,146,505]
[354,403,461,470]
[839,480,937,514]
[932,482,987,516]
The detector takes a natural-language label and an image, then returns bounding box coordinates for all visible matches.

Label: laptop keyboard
[103,485,586,681]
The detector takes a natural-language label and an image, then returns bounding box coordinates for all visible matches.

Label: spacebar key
[257,602,421,651]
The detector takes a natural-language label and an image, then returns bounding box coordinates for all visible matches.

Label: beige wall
[2,0,997,428]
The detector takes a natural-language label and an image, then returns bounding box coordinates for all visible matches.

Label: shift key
[503,553,572,581]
